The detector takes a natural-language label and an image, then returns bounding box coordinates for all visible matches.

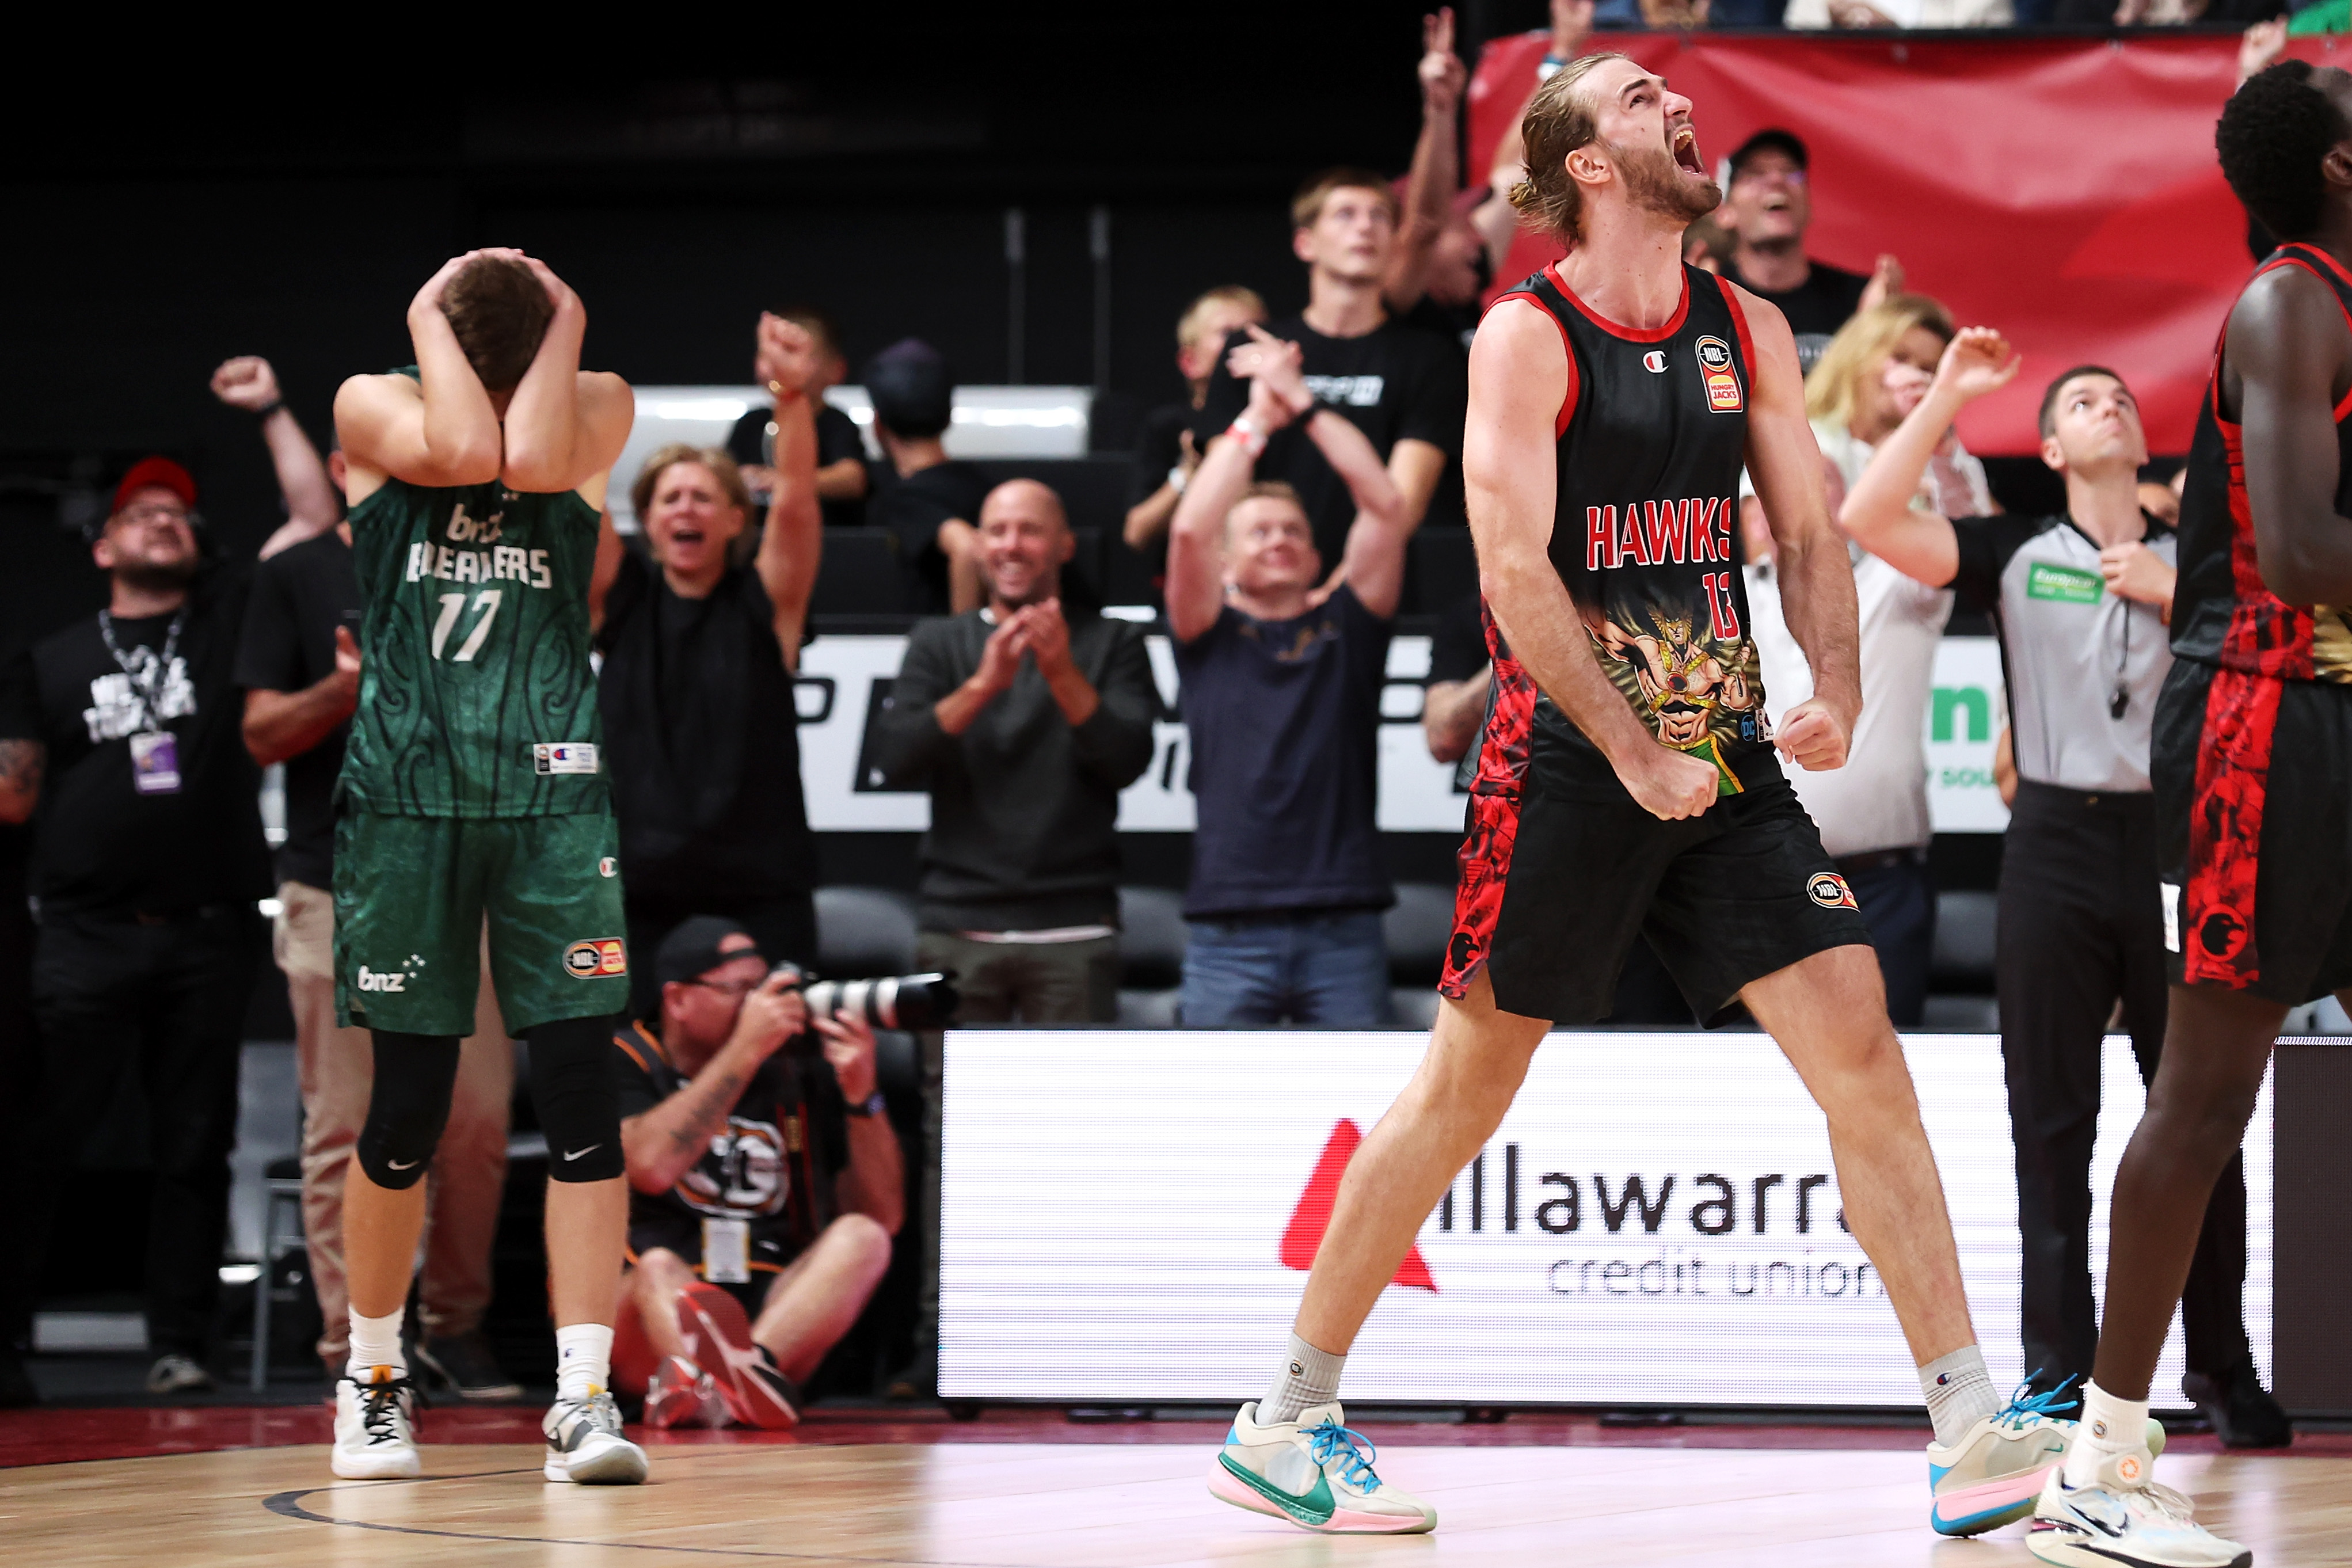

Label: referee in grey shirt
[1840,330,2288,1447]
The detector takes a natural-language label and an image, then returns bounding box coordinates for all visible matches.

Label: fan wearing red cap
[93,456,203,613]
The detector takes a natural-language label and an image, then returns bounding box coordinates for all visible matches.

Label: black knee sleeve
[356,1033,461,1190]
[527,1015,623,1182]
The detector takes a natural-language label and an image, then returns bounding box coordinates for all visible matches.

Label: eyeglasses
[117,503,192,527]
[688,977,763,999]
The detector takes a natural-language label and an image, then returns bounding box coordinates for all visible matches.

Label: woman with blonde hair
[1739,293,1988,1026]
[590,314,828,1013]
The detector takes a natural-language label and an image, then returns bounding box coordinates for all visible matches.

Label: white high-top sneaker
[1206,1401,1436,1534]
[331,1366,422,1479]
[542,1388,648,1485]
[2028,1443,2249,1567]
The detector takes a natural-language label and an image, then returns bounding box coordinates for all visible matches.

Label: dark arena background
[3,7,2351,1565]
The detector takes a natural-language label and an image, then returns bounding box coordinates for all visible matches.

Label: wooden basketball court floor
[5,1410,2350,1567]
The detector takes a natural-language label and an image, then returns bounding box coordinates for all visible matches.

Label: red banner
[1467,31,2340,455]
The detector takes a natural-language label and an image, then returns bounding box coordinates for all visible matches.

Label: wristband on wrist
[846,1090,885,1118]
[254,399,284,420]
[1228,414,1269,459]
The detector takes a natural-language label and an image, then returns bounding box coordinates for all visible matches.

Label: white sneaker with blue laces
[2028,1445,2248,1567]
[1928,1378,2169,1537]
[1207,1402,1436,1533]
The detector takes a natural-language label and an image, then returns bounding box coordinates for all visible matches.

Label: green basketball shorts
[334,809,629,1036]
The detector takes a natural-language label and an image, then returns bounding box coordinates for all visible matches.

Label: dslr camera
[771,964,960,1032]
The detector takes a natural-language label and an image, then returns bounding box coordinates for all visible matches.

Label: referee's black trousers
[1996,782,2251,1395]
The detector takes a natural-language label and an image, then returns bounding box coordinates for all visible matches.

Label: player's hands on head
[812,1011,878,1104]
[1621,741,1721,821]
[2099,538,2176,608]
[518,254,580,319]
[1773,698,1851,772]
[410,252,483,322]
[1932,327,2022,406]
[756,314,819,399]
[1418,9,1466,116]
[734,969,811,1060]
[211,356,283,412]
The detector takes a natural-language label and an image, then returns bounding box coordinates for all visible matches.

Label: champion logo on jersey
[1695,336,1742,413]
[1642,350,1668,374]
[564,938,627,979]
[599,856,618,878]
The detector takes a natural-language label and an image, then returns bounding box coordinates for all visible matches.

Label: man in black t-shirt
[862,340,991,614]
[725,307,870,530]
[609,919,900,1430]
[0,453,330,1395]
[1719,130,1902,376]
[1194,169,1464,572]
[231,371,519,1402]
[1169,329,1416,1026]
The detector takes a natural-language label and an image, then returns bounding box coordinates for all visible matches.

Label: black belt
[1835,847,1927,876]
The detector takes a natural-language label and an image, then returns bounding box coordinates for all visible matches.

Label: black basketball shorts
[2153,659,2352,1004]
[1440,772,1874,1026]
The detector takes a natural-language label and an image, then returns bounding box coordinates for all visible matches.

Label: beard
[1607,138,1722,227]
[113,553,197,595]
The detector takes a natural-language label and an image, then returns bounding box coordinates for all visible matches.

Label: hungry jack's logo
[1279,1120,1437,1293]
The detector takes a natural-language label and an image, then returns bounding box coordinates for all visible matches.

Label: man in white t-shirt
[1742,499,1953,1025]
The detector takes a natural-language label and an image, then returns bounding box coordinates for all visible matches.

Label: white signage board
[798,633,2013,836]
[938,1030,2271,1408]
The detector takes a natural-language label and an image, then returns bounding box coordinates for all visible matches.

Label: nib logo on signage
[1278,1119,1437,1292]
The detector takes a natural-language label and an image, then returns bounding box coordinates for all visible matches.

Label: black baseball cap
[1727,128,1809,179]
[653,916,764,985]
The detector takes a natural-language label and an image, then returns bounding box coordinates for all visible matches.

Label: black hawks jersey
[2172,242,2352,684]
[340,466,608,820]
[1493,262,1775,794]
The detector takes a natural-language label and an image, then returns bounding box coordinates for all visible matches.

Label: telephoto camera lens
[786,971,960,1032]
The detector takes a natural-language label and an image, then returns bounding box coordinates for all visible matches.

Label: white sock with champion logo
[556,1322,615,1405]
[1919,1344,2001,1447]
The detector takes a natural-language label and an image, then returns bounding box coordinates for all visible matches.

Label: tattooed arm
[620,973,809,1196]
[0,739,43,825]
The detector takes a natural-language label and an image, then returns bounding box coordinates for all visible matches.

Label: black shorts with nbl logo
[1441,767,1873,1027]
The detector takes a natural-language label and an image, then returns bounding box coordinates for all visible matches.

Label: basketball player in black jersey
[1209,55,2072,1542]
[2026,62,2352,1568]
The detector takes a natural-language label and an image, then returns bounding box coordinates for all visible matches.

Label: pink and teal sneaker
[1929,1378,2166,1537]
[1207,1402,1436,1534]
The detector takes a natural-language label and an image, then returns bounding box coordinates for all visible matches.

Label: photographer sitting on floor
[610,918,903,1429]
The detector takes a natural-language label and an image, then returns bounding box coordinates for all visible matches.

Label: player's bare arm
[499,256,634,504]
[0,738,43,825]
[753,314,825,669]
[1840,326,2021,589]
[334,252,508,503]
[1734,287,1858,772]
[1466,299,1715,820]
[2231,261,2352,605]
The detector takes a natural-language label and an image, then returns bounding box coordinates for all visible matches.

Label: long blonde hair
[1804,294,1956,433]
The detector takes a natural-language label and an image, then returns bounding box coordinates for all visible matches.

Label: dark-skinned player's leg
[2088,984,2285,1403]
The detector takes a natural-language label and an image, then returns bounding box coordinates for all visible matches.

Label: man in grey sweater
[869,478,1157,1023]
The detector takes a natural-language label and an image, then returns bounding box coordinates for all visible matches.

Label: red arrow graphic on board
[1278,1118,1437,1293]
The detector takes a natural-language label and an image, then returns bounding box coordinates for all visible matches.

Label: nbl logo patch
[1806,873,1858,911]
[1695,336,1742,413]
[563,938,627,979]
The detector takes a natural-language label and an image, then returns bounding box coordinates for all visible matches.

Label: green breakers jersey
[340,474,607,817]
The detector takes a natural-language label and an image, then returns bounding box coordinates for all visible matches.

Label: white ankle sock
[2063,1381,2152,1487]
[555,1322,614,1404]
[347,1307,406,1380]
[1919,1344,2001,1447]
[1260,1331,1345,1426]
